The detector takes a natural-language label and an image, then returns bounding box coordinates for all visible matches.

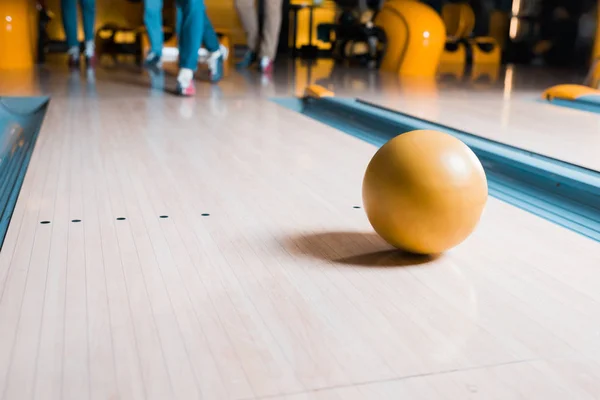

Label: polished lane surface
[0,60,599,399]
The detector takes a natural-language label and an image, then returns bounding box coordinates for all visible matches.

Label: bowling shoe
[144,52,162,68]
[176,68,196,97]
[84,40,96,68]
[176,81,196,97]
[67,55,80,68]
[67,46,80,68]
[259,56,273,75]
[236,50,257,69]
[208,50,224,83]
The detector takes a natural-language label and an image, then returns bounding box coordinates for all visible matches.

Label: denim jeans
[144,0,220,70]
[61,0,95,47]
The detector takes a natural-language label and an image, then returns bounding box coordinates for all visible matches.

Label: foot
[67,46,80,68]
[68,54,80,68]
[218,43,229,62]
[208,50,224,83]
[84,40,96,68]
[144,52,162,68]
[176,68,195,96]
[236,50,256,69]
[176,80,196,96]
[259,56,274,74]
[200,43,229,64]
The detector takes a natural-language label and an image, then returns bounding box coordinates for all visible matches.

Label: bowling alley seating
[95,23,146,64]
[315,0,386,67]
[289,0,338,59]
[373,0,445,76]
[439,2,471,68]
[439,2,502,72]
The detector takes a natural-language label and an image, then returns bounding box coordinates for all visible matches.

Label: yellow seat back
[442,3,475,39]
[375,0,446,76]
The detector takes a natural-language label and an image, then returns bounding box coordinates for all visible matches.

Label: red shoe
[259,56,273,75]
[176,80,196,97]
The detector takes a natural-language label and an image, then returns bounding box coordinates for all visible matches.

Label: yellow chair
[291,0,337,51]
[442,2,475,40]
[439,3,473,71]
[438,58,466,82]
[471,62,500,87]
[374,0,446,77]
[440,3,501,68]
[0,0,38,69]
[439,39,468,66]
[470,36,501,65]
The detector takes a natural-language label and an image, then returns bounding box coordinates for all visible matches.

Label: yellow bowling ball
[362,130,488,254]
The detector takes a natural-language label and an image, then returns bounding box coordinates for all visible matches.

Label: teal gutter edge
[0,96,50,251]
[271,96,600,243]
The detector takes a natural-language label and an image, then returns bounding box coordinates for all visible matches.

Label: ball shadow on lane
[286,231,438,267]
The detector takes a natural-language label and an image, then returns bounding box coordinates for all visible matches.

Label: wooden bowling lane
[1,69,600,400]
[345,77,600,173]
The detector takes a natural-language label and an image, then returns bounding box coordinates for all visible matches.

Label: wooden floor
[1,60,600,399]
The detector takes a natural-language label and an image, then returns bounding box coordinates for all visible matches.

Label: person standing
[61,0,96,67]
[235,0,283,74]
[143,0,226,96]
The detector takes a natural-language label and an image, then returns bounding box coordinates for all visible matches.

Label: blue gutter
[272,96,600,243]
[545,96,600,114]
[0,97,49,250]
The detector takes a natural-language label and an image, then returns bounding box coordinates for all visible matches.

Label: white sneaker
[219,44,229,61]
[199,44,228,64]
[67,46,80,67]
[259,56,273,74]
[176,68,195,96]
[144,52,162,67]
[207,50,224,83]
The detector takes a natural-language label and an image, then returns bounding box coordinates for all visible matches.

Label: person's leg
[61,0,80,65]
[202,15,220,52]
[143,0,164,65]
[79,0,96,65]
[203,13,226,82]
[176,0,205,95]
[259,0,283,73]
[234,0,259,67]
[176,5,182,40]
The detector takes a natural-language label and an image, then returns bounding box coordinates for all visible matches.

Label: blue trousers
[61,0,96,47]
[144,0,220,70]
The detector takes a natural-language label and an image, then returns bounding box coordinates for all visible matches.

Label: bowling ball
[362,130,488,254]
